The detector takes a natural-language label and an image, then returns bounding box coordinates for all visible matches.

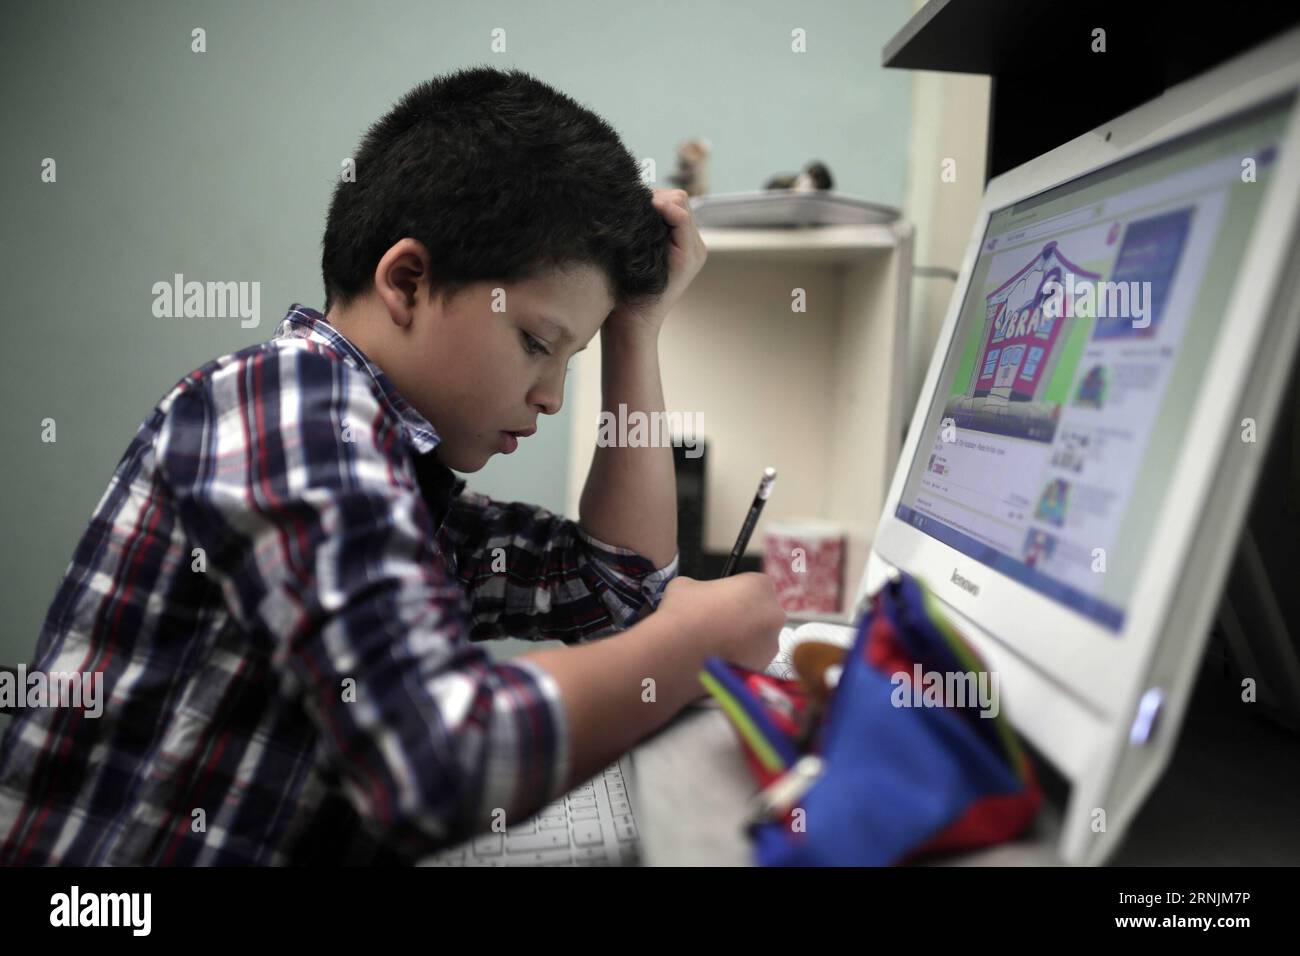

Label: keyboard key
[613,815,638,842]
[472,834,503,857]
[506,830,570,853]
[504,848,574,866]
[572,820,605,847]
[568,805,599,821]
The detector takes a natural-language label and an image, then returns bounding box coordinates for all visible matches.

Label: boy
[0,67,782,865]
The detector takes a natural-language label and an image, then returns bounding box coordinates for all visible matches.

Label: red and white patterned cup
[762,520,846,615]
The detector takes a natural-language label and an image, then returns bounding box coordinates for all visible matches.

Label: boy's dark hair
[321,66,671,314]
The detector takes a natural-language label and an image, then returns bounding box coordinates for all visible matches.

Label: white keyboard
[420,759,640,867]
[765,622,857,678]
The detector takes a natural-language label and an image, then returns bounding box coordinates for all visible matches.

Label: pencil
[721,467,777,577]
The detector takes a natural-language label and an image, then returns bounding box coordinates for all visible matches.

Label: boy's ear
[374,238,434,314]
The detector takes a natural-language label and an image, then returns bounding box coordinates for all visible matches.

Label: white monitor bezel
[866,27,1300,728]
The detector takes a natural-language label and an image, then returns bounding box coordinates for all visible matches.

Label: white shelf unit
[567,222,914,616]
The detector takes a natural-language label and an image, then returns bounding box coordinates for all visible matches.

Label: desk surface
[631,671,1300,866]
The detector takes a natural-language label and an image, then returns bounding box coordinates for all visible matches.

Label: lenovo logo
[951,569,980,597]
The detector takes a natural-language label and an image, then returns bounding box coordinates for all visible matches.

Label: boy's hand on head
[605,188,708,341]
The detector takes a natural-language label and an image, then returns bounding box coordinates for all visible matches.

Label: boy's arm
[435,480,678,645]
[578,188,707,567]
[576,325,678,568]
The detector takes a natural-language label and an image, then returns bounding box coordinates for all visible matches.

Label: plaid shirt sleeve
[437,487,679,645]
[154,342,569,857]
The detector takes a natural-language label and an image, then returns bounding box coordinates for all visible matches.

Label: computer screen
[895,92,1296,633]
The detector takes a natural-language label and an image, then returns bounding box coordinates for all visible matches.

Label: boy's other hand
[605,188,708,341]
[657,573,784,672]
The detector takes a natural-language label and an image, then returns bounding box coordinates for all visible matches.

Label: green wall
[0,0,912,691]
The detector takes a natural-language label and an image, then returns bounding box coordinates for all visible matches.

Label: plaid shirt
[0,304,677,865]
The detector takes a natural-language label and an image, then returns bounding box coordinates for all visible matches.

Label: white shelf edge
[699,223,902,258]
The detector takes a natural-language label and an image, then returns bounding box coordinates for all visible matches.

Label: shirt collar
[273,303,442,456]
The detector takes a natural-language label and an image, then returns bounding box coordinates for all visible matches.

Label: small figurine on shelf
[764,160,834,192]
[666,137,711,196]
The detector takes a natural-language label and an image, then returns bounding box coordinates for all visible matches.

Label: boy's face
[374,261,615,473]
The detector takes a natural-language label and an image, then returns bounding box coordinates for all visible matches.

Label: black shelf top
[883,0,1300,84]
